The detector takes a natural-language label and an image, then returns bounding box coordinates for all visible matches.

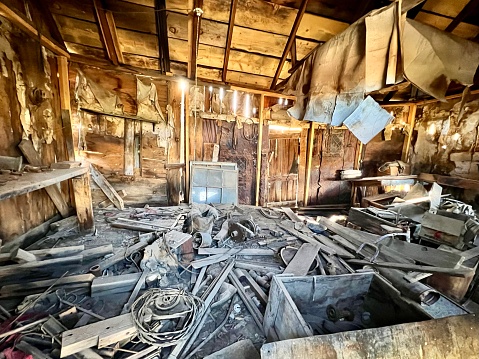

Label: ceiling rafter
[155,0,170,74]
[92,0,124,66]
[0,0,69,57]
[35,0,65,47]
[222,0,239,82]
[188,0,203,79]
[270,0,310,89]
[445,0,479,32]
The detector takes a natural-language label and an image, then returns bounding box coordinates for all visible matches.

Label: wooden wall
[0,17,71,241]
[68,64,174,206]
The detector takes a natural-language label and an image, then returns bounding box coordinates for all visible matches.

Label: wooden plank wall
[267,137,300,204]
[68,64,172,206]
[0,17,71,241]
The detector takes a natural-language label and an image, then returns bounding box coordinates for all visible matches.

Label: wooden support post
[185,89,191,202]
[255,94,265,206]
[124,120,134,176]
[57,57,75,161]
[154,0,170,73]
[303,122,315,206]
[72,173,95,233]
[401,104,417,163]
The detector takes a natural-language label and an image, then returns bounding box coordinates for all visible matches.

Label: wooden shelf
[348,175,417,183]
[0,166,88,201]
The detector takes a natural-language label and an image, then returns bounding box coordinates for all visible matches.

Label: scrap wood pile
[0,200,478,358]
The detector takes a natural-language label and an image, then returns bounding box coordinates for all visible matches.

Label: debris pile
[0,197,477,358]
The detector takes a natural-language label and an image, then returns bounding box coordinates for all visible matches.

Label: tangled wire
[131,288,204,347]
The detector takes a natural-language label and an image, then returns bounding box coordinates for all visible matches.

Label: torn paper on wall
[343,96,394,144]
[402,19,479,102]
[137,77,165,123]
[75,70,121,114]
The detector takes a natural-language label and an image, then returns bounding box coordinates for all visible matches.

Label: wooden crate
[263,273,431,341]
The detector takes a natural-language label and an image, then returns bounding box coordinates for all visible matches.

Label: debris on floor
[0,197,479,358]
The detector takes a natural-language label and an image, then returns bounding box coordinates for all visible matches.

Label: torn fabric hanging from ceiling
[75,70,122,114]
[284,1,479,141]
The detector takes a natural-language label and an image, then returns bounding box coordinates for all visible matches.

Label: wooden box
[263,273,431,341]
[419,212,465,248]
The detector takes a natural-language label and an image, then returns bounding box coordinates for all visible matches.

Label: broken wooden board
[97,189,127,208]
[89,164,124,210]
[205,339,260,359]
[281,207,302,222]
[346,259,473,277]
[29,245,85,260]
[110,218,169,232]
[18,139,71,217]
[380,238,465,268]
[277,224,336,255]
[261,314,479,359]
[50,161,81,169]
[313,234,355,259]
[283,243,321,276]
[61,314,136,357]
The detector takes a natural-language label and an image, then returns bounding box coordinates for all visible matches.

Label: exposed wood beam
[0,0,69,57]
[155,0,170,74]
[383,90,397,102]
[406,0,426,19]
[92,0,124,66]
[303,121,315,206]
[445,0,479,32]
[290,39,297,68]
[270,0,309,89]
[188,0,203,79]
[35,0,65,46]
[222,0,238,82]
[255,94,265,206]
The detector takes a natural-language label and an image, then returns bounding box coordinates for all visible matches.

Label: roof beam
[222,0,238,82]
[188,0,203,79]
[155,0,170,74]
[0,0,69,57]
[35,0,65,46]
[445,0,479,32]
[92,0,124,66]
[270,0,309,89]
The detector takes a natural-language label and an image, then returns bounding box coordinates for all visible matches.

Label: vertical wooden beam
[303,121,315,206]
[271,0,309,89]
[290,39,297,68]
[57,57,75,161]
[92,0,124,65]
[188,0,203,79]
[124,120,135,175]
[185,89,191,202]
[72,173,95,233]
[222,0,238,82]
[154,0,170,73]
[255,94,265,206]
[401,104,417,162]
[445,0,479,32]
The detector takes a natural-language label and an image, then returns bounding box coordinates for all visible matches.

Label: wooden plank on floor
[89,164,124,210]
[283,243,321,276]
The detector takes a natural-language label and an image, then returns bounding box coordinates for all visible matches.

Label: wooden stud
[401,104,417,163]
[255,94,265,206]
[72,173,95,233]
[154,0,170,73]
[222,0,239,82]
[445,0,479,32]
[303,121,314,206]
[271,0,309,89]
[185,89,191,201]
[92,0,124,65]
[0,0,69,57]
[124,120,135,176]
[57,57,75,161]
[18,139,71,218]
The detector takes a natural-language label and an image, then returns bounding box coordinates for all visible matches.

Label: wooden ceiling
[23,0,479,90]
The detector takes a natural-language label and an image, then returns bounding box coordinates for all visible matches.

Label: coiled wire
[131,288,204,347]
